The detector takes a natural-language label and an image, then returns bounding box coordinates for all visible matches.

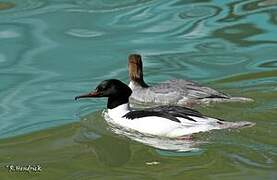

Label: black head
[75,79,132,109]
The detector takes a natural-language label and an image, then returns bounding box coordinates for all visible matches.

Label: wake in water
[106,121,202,152]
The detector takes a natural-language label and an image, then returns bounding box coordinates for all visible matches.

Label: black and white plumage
[75,79,254,138]
[128,54,253,107]
[123,105,205,122]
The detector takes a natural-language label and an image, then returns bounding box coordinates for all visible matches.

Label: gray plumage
[128,54,253,107]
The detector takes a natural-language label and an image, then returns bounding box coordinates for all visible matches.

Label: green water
[0,0,277,179]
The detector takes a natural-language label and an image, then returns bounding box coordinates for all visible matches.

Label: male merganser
[75,79,253,138]
[128,54,253,107]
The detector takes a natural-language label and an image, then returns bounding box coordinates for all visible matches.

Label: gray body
[129,79,252,107]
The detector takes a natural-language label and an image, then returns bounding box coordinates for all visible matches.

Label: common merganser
[128,54,253,107]
[75,79,254,138]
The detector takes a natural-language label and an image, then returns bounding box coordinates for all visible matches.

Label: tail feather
[219,121,255,129]
[201,96,254,104]
[228,97,254,102]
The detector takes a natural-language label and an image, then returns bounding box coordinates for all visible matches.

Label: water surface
[0,0,276,179]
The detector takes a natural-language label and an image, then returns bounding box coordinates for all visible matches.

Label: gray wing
[149,79,229,100]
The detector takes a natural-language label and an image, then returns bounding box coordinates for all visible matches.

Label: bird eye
[97,86,104,91]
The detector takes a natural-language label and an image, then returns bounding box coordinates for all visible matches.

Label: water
[0,0,276,179]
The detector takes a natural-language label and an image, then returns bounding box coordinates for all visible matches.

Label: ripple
[258,59,277,68]
[11,0,46,11]
[172,0,212,6]
[269,10,277,25]
[0,0,47,18]
[71,0,153,12]
[156,148,204,157]
[147,53,191,74]
[178,5,219,19]
[0,23,25,58]
[66,29,104,38]
[259,0,277,6]
[146,52,251,81]
[217,0,277,23]
[0,54,6,63]
[0,29,20,38]
[229,153,273,169]
[215,70,277,84]
[193,54,250,65]
[195,41,228,51]
[213,23,275,46]
[243,0,277,11]
[0,2,16,10]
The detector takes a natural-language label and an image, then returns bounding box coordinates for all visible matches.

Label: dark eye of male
[100,85,107,91]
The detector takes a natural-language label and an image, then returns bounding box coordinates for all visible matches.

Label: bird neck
[107,103,130,118]
[107,95,130,109]
[128,63,149,88]
[130,78,149,88]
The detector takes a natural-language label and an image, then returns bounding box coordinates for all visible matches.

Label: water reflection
[178,5,219,19]
[145,52,252,81]
[213,23,276,46]
[217,0,277,22]
[0,105,275,179]
[76,131,131,167]
[71,0,154,12]
[172,0,212,6]
[258,59,277,68]
[78,110,203,153]
[65,29,104,38]
[0,0,275,162]
[0,0,276,179]
[0,2,15,11]
[0,0,46,18]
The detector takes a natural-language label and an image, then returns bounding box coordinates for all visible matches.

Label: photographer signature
[5,164,42,173]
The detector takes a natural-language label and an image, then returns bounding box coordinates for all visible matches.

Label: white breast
[105,114,182,137]
[105,104,223,138]
[104,103,253,138]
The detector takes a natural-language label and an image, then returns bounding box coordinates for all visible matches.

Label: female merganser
[75,79,253,138]
[128,54,253,107]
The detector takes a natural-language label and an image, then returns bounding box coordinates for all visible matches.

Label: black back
[123,105,205,123]
[147,105,203,121]
[123,110,181,123]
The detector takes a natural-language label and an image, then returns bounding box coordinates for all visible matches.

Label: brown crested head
[128,54,143,82]
[128,54,149,87]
